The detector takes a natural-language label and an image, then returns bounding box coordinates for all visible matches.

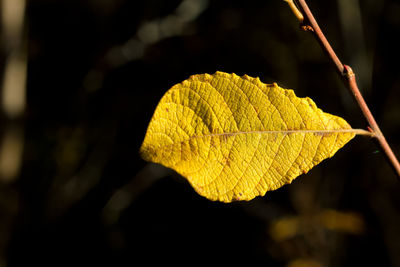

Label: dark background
[1,0,400,266]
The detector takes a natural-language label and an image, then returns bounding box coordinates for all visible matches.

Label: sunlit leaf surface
[140,72,355,202]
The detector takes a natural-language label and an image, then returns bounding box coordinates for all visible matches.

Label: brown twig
[286,0,400,178]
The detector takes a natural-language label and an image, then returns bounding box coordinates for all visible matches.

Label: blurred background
[0,0,399,266]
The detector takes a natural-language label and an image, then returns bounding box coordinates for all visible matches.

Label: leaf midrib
[192,128,371,139]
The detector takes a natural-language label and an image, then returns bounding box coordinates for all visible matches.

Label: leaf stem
[291,0,400,178]
[351,129,375,137]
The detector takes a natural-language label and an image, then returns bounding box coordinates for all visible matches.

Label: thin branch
[290,0,400,178]
[283,0,304,23]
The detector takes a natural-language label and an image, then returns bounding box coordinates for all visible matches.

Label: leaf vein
[230,133,263,200]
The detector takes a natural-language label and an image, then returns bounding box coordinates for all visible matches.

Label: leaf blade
[140,71,356,202]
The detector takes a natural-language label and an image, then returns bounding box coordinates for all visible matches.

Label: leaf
[140,71,357,202]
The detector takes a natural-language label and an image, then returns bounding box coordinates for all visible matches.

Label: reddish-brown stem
[292,0,400,178]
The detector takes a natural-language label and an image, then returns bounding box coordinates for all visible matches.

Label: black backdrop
[1,0,400,266]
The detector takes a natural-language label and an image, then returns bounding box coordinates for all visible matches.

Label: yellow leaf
[140,71,359,202]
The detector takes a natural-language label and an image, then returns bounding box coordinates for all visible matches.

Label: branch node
[366,126,377,138]
[300,24,314,32]
[343,64,355,78]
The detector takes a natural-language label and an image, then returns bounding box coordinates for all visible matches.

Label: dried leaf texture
[140,72,355,202]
